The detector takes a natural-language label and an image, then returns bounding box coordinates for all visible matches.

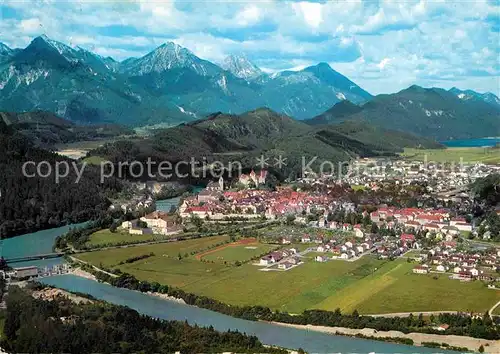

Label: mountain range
[308,86,500,140]
[0,36,372,125]
[0,35,498,140]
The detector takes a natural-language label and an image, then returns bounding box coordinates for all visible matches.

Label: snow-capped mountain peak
[0,42,12,55]
[35,35,77,59]
[123,41,220,76]
[449,87,500,107]
[222,54,262,80]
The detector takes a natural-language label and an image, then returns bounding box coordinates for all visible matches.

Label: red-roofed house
[401,233,415,243]
[423,223,440,232]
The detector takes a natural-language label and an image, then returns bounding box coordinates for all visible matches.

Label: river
[4,219,458,353]
[156,186,203,212]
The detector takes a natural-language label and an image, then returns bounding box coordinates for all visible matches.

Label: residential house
[315,255,329,262]
[413,265,429,274]
[278,262,293,270]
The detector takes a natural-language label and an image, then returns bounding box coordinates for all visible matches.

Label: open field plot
[86,229,185,247]
[86,229,157,247]
[198,240,278,264]
[179,256,390,313]
[78,237,500,314]
[402,147,500,164]
[78,235,229,267]
[79,239,387,313]
[315,260,500,314]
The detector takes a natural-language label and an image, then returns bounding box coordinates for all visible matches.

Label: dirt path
[488,299,500,318]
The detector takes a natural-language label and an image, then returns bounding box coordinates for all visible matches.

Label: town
[111,155,500,287]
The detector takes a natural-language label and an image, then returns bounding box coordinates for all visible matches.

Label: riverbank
[269,321,500,353]
[69,267,97,281]
[69,267,187,305]
[32,287,94,305]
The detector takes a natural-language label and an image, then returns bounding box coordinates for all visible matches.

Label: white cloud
[292,1,323,28]
[235,5,261,26]
[18,18,43,34]
[377,58,391,70]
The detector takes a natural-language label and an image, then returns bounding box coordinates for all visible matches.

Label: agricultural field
[86,229,156,247]
[77,236,500,315]
[315,260,500,315]
[78,235,230,267]
[198,239,278,264]
[402,147,500,164]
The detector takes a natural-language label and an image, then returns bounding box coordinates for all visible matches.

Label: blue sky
[1,0,499,95]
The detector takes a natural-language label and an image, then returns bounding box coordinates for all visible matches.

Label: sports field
[77,237,500,314]
[402,147,500,164]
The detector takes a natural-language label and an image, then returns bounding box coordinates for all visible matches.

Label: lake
[441,137,500,147]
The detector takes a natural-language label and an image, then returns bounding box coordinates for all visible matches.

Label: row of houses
[369,208,473,241]
[412,245,500,282]
[179,183,353,222]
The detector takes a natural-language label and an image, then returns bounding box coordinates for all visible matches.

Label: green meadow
[77,237,500,314]
[402,147,500,164]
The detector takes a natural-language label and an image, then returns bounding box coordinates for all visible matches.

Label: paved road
[69,256,118,278]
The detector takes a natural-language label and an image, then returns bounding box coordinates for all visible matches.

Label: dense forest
[89,269,500,340]
[471,174,500,241]
[1,286,288,354]
[0,122,123,238]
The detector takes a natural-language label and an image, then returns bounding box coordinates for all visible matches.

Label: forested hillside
[0,121,122,238]
[0,111,133,148]
[89,108,442,181]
